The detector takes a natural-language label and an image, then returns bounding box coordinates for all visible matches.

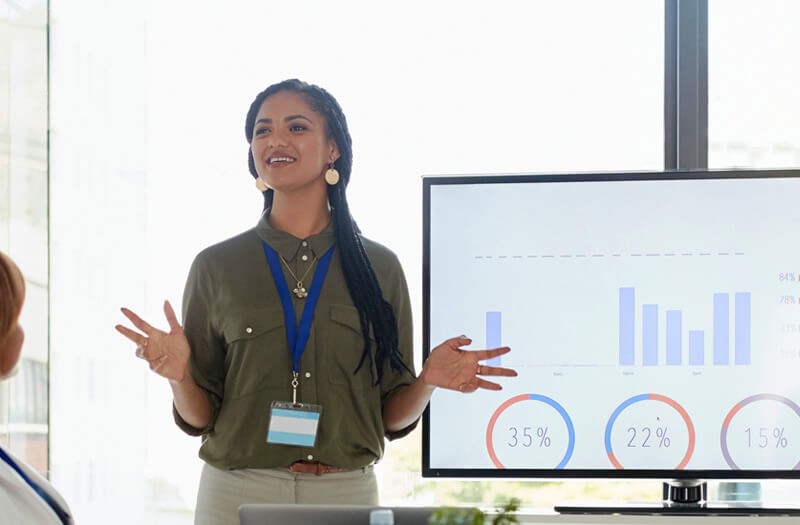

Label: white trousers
[194,462,378,525]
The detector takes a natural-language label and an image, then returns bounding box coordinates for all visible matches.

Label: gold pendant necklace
[278,254,318,299]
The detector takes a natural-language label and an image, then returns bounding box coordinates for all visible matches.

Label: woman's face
[250,90,339,194]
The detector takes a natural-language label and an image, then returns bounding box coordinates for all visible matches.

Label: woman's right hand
[115,300,190,383]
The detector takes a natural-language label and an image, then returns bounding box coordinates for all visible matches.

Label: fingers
[455,350,517,394]
[119,307,156,335]
[473,346,511,361]
[118,301,177,345]
[117,305,165,361]
[116,311,154,359]
[117,304,178,379]
[163,300,182,331]
[477,364,518,377]
[443,335,472,349]
[477,378,503,391]
[115,323,147,345]
[134,339,165,369]
[457,377,502,393]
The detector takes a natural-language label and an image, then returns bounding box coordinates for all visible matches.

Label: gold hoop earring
[324,165,340,186]
[255,177,270,192]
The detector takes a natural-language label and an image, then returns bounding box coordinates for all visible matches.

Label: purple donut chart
[720,394,800,470]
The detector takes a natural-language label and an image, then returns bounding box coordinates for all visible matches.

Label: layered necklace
[278,254,318,299]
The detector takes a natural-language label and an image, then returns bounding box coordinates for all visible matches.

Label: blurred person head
[0,250,26,379]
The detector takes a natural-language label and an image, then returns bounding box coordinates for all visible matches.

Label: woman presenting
[115,78,516,525]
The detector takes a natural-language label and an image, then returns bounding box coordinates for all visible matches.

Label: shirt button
[301,254,309,261]
[307,454,314,461]
[301,241,308,247]
[304,372,311,378]
[245,327,253,334]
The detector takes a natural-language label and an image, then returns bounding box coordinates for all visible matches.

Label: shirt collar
[255,211,335,262]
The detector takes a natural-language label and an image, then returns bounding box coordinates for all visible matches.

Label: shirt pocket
[325,304,377,390]
[221,307,288,399]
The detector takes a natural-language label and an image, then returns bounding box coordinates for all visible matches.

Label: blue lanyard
[261,241,334,374]
[0,446,72,524]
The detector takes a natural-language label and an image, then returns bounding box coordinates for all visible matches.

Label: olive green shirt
[174,214,418,470]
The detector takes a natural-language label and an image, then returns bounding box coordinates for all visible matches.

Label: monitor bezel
[421,167,800,480]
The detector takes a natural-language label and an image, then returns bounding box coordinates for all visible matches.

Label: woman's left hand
[420,336,517,393]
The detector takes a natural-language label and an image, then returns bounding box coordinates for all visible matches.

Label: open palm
[421,336,516,393]
[115,300,190,382]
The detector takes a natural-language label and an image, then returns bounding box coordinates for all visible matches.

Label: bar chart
[618,287,751,366]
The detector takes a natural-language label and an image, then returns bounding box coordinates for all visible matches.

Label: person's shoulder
[0,447,73,521]
[359,234,401,268]
[194,227,259,264]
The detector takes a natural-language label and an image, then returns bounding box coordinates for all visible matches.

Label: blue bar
[642,304,658,366]
[735,292,751,365]
[486,311,502,366]
[713,293,730,365]
[689,330,704,365]
[619,288,635,365]
[666,310,682,365]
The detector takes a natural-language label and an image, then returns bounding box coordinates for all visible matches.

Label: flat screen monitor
[422,169,800,487]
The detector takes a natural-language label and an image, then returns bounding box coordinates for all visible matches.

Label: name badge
[267,401,322,447]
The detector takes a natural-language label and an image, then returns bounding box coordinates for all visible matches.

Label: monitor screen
[422,169,800,480]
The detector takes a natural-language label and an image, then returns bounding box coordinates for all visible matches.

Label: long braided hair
[245,79,410,384]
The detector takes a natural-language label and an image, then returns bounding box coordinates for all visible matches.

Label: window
[37,0,800,522]
[0,0,49,479]
[708,0,800,168]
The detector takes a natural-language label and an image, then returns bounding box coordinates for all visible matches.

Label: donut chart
[604,393,696,469]
[720,393,800,470]
[486,393,575,469]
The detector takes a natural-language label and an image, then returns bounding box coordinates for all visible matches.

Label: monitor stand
[554,480,800,516]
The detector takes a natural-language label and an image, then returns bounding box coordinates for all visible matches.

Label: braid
[329,183,411,384]
[245,79,411,384]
